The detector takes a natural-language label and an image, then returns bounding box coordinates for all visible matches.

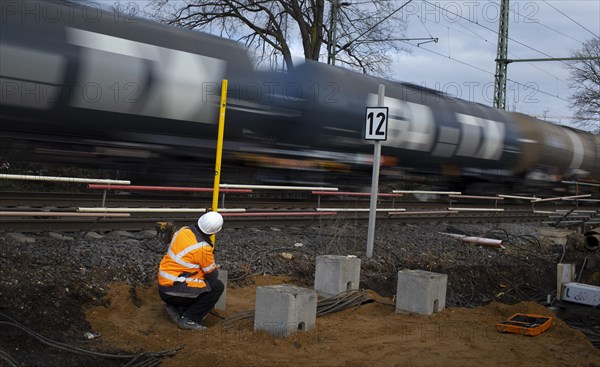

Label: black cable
[0,349,19,367]
[0,313,182,364]
[516,234,541,249]
[217,289,373,327]
[0,321,136,359]
[585,304,600,336]
[317,290,367,316]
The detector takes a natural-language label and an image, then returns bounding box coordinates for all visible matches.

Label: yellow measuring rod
[211,79,228,244]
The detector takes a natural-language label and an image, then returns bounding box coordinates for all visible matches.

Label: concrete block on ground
[215,269,228,311]
[396,269,447,315]
[314,255,361,297]
[538,228,572,246]
[254,285,317,337]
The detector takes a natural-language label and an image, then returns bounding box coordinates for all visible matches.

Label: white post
[366,84,385,258]
[557,263,575,301]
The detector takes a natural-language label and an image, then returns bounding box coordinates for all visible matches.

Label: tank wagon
[1,0,598,191]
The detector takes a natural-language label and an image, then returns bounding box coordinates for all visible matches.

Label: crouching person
[157,211,225,330]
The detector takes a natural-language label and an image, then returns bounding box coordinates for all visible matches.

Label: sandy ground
[85,275,600,367]
[2,222,598,366]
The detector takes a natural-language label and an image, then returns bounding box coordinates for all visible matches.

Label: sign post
[365,85,387,258]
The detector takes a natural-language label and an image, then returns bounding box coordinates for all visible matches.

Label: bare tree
[149,0,409,75]
[568,37,600,134]
[111,1,141,18]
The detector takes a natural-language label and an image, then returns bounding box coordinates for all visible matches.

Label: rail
[217,211,337,217]
[79,183,344,219]
[311,190,403,209]
[392,190,461,195]
[87,184,251,193]
[0,212,130,217]
[220,184,338,191]
[87,183,339,207]
[541,208,600,229]
[531,194,592,213]
[315,208,406,212]
[3,178,598,227]
[388,210,459,215]
[77,207,246,213]
[447,207,505,212]
[75,207,336,218]
[448,194,505,210]
[562,180,600,187]
[0,174,130,185]
[498,194,538,200]
[531,194,591,203]
[86,184,253,208]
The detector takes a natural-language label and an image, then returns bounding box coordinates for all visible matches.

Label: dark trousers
[159,277,224,324]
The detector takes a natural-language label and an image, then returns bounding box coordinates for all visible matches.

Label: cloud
[388,0,599,126]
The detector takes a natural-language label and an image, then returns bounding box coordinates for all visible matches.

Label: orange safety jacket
[158,226,217,297]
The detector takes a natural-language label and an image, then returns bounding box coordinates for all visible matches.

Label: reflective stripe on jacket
[158,226,217,296]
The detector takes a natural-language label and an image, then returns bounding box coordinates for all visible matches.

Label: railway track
[1,191,597,232]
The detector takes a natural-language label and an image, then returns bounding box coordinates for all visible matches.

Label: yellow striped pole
[211,79,228,244]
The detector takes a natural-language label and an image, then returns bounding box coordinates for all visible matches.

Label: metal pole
[328,0,340,65]
[366,84,385,258]
[504,56,600,63]
[331,0,339,66]
[211,79,228,244]
[493,0,509,110]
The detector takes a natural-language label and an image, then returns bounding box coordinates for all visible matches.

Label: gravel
[0,221,596,365]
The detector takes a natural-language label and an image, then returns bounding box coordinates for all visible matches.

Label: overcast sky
[385,0,599,127]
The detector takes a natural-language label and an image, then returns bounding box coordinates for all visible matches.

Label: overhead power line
[420,0,572,68]
[399,40,571,104]
[418,0,585,110]
[541,0,599,38]
[485,0,587,45]
[414,9,569,85]
[339,0,414,51]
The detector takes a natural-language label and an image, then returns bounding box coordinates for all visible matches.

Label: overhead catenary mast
[493,0,510,110]
[493,0,599,112]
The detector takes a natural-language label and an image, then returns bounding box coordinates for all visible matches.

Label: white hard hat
[198,212,223,235]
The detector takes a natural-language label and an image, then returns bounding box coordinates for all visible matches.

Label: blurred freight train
[1,0,599,193]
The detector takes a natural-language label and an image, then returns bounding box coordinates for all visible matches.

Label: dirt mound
[1,222,599,366]
[82,277,600,367]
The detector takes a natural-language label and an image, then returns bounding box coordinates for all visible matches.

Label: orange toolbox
[495,313,552,336]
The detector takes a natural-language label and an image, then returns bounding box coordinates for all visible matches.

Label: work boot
[178,317,207,331]
[164,304,180,324]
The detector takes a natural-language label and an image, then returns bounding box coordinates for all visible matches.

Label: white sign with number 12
[364,107,388,141]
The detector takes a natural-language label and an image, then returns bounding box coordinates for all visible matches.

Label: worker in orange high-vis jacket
[158,211,225,331]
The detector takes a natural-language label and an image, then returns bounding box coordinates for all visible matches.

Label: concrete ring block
[396,269,447,315]
[254,284,317,337]
[315,255,361,297]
